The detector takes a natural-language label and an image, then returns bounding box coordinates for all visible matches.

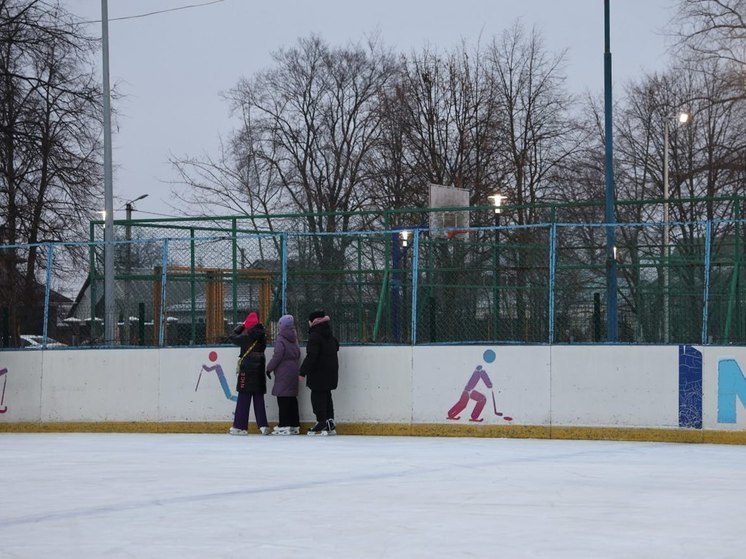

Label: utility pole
[101,0,115,345]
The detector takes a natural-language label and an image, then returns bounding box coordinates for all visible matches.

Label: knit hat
[243,312,259,329]
[308,309,326,322]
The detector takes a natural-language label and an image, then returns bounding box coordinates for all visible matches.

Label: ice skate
[320,419,336,436]
[259,426,272,435]
[307,421,324,436]
[273,426,299,435]
[228,427,248,436]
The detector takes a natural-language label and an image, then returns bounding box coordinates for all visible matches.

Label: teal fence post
[42,243,54,347]
[357,236,363,340]
[159,239,169,347]
[702,220,712,345]
[411,230,420,345]
[231,218,238,327]
[190,228,196,344]
[89,222,97,340]
[549,224,557,344]
[281,233,288,316]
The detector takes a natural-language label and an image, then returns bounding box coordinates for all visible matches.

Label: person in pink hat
[228,311,270,435]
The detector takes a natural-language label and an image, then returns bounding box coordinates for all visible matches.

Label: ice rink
[1,433,745,558]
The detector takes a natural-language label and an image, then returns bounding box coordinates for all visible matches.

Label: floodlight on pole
[663,111,691,343]
[488,194,504,215]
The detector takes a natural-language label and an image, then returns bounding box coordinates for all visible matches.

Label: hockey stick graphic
[194,367,203,392]
[491,390,513,421]
[491,390,502,416]
[0,368,8,413]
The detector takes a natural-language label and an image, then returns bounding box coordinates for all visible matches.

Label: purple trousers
[232,391,268,429]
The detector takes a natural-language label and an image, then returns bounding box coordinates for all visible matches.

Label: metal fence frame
[2,214,745,348]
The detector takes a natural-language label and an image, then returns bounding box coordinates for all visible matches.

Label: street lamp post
[124,194,148,344]
[489,194,504,339]
[603,0,618,342]
[663,111,690,343]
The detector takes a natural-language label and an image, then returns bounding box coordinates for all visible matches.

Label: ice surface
[1,433,744,558]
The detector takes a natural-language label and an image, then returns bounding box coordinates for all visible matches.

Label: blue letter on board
[717,358,746,423]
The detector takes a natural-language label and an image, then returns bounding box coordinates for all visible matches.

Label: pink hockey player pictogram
[446,350,512,422]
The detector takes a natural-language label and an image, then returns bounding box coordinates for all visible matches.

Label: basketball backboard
[428,184,470,238]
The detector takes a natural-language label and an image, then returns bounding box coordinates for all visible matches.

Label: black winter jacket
[229,323,267,393]
[300,321,339,391]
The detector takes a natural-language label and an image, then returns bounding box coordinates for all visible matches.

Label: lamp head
[488,194,504,214]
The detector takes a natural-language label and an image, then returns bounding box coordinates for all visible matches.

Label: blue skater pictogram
[195,351,237,401]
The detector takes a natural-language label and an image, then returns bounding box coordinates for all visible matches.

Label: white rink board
[336,346,413,423]
[0,351,43,422]
[550,346,680,427]
[1,344,746,431]
[41,350,160,421]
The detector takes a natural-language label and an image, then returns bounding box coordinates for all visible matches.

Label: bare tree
[486,23,583,340]
[675,0,746,68]
[377,41,506,225]
[0,0,103,341]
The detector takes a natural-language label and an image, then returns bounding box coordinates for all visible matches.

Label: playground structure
[153,267,273,345]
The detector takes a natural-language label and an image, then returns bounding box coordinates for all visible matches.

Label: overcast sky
[62,0,677,221]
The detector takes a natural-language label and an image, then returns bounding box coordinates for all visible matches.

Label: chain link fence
[2,214,745,349]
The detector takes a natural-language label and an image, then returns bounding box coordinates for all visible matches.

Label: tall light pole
[101,0,115,344]
[663,111,691,343]
[124,194,148,344]
[603,0,618,342]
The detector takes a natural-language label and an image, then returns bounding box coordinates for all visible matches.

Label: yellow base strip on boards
[2,421,746,444]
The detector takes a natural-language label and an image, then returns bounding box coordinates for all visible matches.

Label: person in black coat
[228,311,270,435]
[300,309,340,435]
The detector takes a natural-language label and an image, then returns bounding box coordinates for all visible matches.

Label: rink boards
[1,344,745,443]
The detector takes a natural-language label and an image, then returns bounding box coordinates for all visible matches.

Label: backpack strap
[237,340,258,369]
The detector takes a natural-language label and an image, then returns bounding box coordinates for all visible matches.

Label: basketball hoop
[446,229,468,240]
